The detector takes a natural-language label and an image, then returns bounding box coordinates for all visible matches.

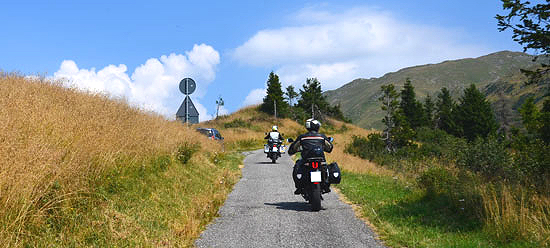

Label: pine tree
[423,94,435,128]
[379,84,414,151]
[380,84,400,152]
[285,85,298,106]
[285,85,299,120]
[399,79,425,130]
[260,72,289,117]
[519,96,540,135]
[436,87,457,134]
[297,78,329,119]
[454,84,499,141]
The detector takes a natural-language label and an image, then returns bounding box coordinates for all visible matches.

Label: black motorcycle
[288,138,341,211]
[264,138,283,163]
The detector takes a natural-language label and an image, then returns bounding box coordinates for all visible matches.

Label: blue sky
[1,0,522,121]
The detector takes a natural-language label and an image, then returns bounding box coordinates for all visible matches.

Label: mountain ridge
[325,51,541,129]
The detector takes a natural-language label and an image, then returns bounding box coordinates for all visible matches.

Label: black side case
[328,162,341,184]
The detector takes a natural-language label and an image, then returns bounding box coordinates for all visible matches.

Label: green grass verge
[20,152,243,247]
[336,171,537,248]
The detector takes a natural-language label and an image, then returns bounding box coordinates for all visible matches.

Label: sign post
[176,78,199,124]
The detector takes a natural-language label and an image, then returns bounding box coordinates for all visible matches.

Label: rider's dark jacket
[288,131,333,159]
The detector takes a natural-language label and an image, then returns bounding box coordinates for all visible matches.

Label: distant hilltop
[325,51,544,129]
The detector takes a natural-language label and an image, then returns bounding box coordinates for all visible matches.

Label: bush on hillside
[456,136,516,181]
[176,143,200,165]
[345,133,385,161]
[224,118,252,128]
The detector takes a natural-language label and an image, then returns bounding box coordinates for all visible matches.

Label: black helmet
[305,118,321,132]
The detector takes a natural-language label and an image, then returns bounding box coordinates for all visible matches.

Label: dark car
[196,128,224,140]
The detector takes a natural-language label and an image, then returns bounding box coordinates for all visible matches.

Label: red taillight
[312,161,319,169]
[273,145,276,147]
[313,182,319,184]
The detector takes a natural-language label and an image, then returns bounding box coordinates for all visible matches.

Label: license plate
[310,171,321,182]
[272,147,278,152]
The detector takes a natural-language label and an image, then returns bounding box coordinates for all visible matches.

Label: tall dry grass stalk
[0,73,221,245]
[481,184,550,246]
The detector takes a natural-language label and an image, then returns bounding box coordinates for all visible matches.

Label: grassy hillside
[4,71,546,247]
[484,71,549,131]
[0,73,241,246]
[325,51,540,129]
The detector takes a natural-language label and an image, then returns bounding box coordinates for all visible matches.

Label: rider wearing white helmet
[265,125,283,143]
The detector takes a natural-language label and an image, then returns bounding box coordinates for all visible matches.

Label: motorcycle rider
[288,119,333,195]
[265,125,283,145]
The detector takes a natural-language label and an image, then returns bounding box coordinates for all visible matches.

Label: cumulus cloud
[232,6,489,90]
[53,44,220,121]
[242,88,266,107]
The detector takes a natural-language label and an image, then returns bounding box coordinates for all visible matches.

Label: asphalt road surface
[195,149,385,248]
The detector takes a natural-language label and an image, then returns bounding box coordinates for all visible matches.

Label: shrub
[511,139,550,192]
[417,166,457,196]
[345,133,385,161]
[456,136,515,181]
[223,118,251,128]
[176,143,200,165]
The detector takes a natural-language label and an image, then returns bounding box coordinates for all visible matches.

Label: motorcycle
[288,137,341,211]
[264,137,285,163]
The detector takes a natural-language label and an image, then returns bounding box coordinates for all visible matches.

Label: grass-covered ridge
[0,73,241,246]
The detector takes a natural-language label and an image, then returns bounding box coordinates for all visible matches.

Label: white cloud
[242,88,266,107]
[232,6,489,90]
[53,44,220,122]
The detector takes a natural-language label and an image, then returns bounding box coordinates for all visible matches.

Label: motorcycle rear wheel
[310,184,322,211]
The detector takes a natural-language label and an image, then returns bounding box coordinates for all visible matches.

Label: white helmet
[272,125,278,131]
[305,119,321,132]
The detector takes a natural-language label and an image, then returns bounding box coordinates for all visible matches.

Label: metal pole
[186,80,189,123]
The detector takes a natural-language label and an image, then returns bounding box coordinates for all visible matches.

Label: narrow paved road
[195,149,384,248]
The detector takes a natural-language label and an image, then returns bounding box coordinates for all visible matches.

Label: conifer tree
[399,79,425,130]
[380,84,400,152]
[379,84,414,151]
[519,96,540,134]
[297,78,329,119]
[436,87,457,134]
[423,94,435,128]
[285,85,299,120]
[260,72,289,117]
[285,85,298,106]
[453,84,499,141]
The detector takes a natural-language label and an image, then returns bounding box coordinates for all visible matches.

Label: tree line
[259,71,349,123]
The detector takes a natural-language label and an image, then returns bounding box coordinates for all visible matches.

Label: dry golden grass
[0,73,224,246]
[481,185,550,246]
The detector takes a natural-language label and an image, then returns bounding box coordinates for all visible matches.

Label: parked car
[196,128,224,140]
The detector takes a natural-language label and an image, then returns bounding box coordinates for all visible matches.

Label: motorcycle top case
[328,162,341,184]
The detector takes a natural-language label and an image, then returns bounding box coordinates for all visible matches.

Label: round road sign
[179,78,196,95]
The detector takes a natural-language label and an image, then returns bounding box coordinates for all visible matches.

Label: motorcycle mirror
[265,132,267,135]
[287,138,294,143]
[328,137,334,142]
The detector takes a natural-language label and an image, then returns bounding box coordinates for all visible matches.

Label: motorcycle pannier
[328,162,341,184]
